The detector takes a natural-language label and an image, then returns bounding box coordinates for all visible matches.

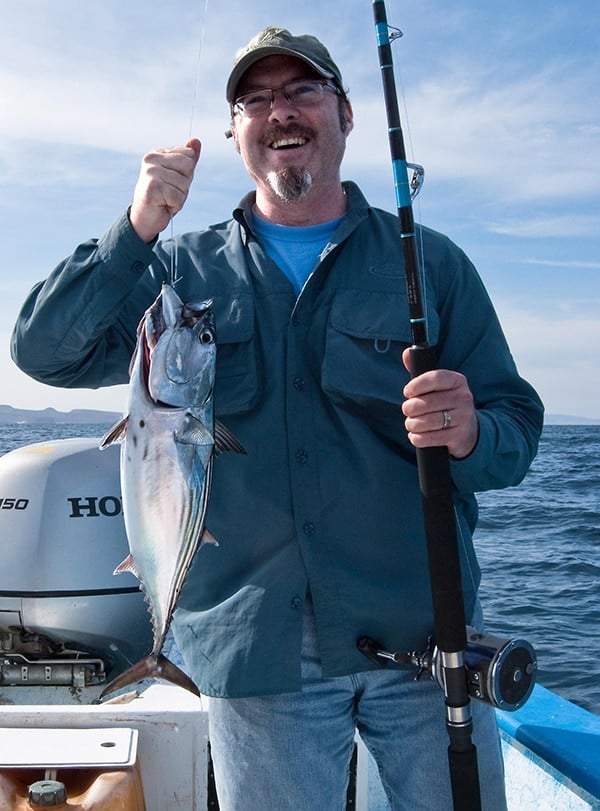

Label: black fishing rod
[371,2,482,808]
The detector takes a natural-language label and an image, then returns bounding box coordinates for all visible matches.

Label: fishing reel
[358,629,537,712]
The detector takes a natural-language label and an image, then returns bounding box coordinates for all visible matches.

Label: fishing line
[170,217,177,285]
[188,0,209,140]
[170,0,210,286]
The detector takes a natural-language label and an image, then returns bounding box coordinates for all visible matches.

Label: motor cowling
[0,437,152,684]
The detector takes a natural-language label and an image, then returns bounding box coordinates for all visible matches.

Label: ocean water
[475,424,600,717]
[1,422,599,716]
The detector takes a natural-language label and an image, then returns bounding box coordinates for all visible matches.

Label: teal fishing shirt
[11,182,544,697]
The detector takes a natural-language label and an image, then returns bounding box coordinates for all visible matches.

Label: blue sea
[475,424,600,717]
[1,422,599,716]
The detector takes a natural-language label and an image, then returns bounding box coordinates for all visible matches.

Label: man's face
[230,54,353,204]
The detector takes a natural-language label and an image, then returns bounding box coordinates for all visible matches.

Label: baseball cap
[226,26,345,103]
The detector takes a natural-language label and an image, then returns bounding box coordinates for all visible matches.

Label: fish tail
[99,653,200,700]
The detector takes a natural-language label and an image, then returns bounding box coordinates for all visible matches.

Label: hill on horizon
[1,404,598,426]
[0,404,120,424]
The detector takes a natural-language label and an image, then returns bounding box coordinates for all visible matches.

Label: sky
[1,0,599,418]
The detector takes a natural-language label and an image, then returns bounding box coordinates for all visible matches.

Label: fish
[98,283,245,699]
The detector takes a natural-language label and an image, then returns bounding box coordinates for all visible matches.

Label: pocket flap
[329,289,412,342]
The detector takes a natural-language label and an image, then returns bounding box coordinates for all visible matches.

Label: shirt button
[303,522,315,536]
[295,449,308,464]
[293,377,305,390]
[290,596,303,610]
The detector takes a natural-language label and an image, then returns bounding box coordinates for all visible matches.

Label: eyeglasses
[233,79,343,118]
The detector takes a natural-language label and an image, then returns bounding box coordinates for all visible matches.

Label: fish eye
[199,329,214,344]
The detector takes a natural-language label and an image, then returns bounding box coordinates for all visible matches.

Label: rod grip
[408,343,437,377]
[409,345,468,653]
[448,746,482,811]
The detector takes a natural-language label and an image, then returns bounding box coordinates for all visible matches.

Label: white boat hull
[1,683,599,810]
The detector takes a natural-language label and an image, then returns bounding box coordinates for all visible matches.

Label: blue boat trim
[496,684,600,801]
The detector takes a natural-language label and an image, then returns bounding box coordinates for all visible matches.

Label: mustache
[261,124,316,145]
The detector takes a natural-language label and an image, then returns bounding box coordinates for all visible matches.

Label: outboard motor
[0,438,152,691]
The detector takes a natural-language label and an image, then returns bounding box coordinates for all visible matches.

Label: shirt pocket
[212,294,260,415]
[321,288,439,416]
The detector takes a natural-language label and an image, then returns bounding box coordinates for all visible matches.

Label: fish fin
[113,553,139,579]
[99,653,200,700]
[175,415,213,446]
[99,416,129,449]
[214,420,247,456]
[201,527,219,547]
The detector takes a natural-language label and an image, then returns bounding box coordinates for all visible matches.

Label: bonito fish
[99,284,245,698]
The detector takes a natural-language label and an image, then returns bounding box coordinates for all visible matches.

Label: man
[12,26,543,811]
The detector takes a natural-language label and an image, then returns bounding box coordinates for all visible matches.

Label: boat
[1,437,599,810]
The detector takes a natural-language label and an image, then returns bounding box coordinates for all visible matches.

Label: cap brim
[226,47,335,103]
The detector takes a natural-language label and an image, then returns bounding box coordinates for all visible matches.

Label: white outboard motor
[0,437,152,690]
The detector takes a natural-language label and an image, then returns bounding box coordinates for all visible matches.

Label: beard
[266,166,313,202]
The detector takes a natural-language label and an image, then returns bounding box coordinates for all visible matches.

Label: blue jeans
[207,599,507,811]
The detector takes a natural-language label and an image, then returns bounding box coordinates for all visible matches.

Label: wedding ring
[442,410,452,430]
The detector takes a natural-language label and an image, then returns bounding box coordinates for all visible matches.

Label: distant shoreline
[1,404,598,426]
[0,404,120,425]
[541,415,600,426]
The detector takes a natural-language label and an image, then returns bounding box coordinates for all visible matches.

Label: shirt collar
[233,181,371,246]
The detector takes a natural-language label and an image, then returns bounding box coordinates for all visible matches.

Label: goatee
[266,167,313,201]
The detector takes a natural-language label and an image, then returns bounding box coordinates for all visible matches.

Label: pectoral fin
[175,415,213,445]
[99,416,129,449]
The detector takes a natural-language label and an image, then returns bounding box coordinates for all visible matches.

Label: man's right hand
[129,137,202,243]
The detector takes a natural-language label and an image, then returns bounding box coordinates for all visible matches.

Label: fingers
[129,139,202,243]
[402,368,479,458]
[186,137,202,159]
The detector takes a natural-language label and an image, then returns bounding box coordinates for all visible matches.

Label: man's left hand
[401,348,479,459]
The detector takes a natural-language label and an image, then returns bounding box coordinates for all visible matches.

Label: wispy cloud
[491,301,600,415]
[486,215,600,239]
[518,259,600,271]
[397,63,600,203]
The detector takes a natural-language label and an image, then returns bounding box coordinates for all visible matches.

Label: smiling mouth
[270,136,308,150]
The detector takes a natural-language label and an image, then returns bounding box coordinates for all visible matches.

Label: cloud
[0,1,231,156]
[520,259,600,271]
[486,215,600,239]
[495,301,600,360]
[399,62,600,202]
[493,302,600,418]
[2,0,599,421]
[3,0,598,216]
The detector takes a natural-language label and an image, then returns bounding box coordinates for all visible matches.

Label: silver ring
[442,410,452,430]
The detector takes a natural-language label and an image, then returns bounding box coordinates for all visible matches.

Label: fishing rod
[362,6,538,805]
[370,2,481,807]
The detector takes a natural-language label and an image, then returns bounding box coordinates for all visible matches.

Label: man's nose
[268,89,300,121]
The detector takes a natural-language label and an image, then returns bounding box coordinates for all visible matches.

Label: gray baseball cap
[226,26,345,103]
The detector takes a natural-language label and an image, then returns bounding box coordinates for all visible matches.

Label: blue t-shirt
[252,210,342,295]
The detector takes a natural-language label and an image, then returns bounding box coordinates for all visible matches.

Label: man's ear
[225,124,241,153]
[344,101,354,136]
